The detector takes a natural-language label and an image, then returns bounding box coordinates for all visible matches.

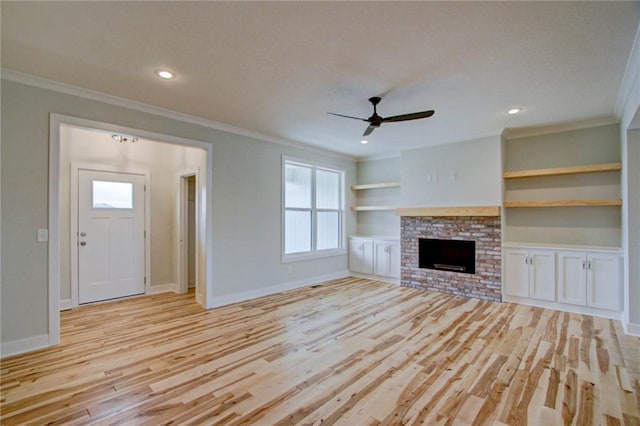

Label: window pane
[285,210,311,254]
[317,211,340,250]
[285,164,311,208]
[93,180,133,208]
[316,169,340,209]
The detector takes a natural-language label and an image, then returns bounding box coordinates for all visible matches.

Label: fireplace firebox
[419,238,475,274]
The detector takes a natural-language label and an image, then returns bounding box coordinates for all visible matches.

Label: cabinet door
[361,241,374,274]
[586,253,621,310]
[387,240,401,278]
[529,250,556,301]
[349,240,366,274]
[504,248,529,297]
[557,251,586,306]
[374,240,400,278]
[350,239,373,275]
[374,241,390,277]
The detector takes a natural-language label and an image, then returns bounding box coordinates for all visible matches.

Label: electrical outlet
[37,229,49,242]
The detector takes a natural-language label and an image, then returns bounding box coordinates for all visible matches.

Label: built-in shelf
[351,181,401,190]
[395,205,501,217]
[503,162,622,179]
[352,205,396,211]
[503,199,622,208]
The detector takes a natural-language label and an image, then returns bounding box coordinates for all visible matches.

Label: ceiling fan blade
[362,125,376,137]
[381,110,435,123]
[327,112,368,121]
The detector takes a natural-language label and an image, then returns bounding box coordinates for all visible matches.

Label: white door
[529,250,556,301]
[586,253,621,310]
[349,239,373,275]
[78,169,146,304]
[557,251,586,306]
[504,248,529,297]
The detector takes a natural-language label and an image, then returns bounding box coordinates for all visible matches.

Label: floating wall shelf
[503,162,622,179]
[352,206,396,211]
[503,199,622,208]
[351,181,401,190]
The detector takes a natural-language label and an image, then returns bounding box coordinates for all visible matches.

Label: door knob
[80,241,87,246]
[80,232,87,237]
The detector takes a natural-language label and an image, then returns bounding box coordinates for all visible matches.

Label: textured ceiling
[2,1,639,158]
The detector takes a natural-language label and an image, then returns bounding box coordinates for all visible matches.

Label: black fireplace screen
[419,238,475,274]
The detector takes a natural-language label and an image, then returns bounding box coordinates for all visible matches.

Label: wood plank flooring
[1,277,639,425]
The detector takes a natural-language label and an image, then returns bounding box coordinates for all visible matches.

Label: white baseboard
[148,283,180,294]
[210,270,350,308]
[60,299,73,311]
[349,272,400,285]
[622,319,640,336]
[1,334,50,358]
[503,295,623,320]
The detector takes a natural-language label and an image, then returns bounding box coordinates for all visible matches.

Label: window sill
[282,249,346,264]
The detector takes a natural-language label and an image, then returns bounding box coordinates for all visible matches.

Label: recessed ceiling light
[155,69,175,80]
[507,108,522,115]
[360,139,369,145]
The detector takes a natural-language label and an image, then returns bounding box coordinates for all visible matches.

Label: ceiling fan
[328,96,435,137]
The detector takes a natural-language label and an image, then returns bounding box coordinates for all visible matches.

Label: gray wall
[401,136,502,207]
[1,80,356,344]
[355,157,401,237]
[503,124,621,247]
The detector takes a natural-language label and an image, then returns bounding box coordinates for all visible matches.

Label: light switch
[37,229,48,242]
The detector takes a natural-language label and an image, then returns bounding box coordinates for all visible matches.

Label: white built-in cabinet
[504,244,622,316]
[504,248,555,301]
[349,237,400,282]
[557,251,621,311]
[374,240,401,278]
[349,238,373,275]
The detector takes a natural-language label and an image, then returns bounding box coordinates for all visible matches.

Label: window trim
[282,156,346,263]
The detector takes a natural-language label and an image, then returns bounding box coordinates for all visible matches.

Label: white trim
[148,283,180,294]
[503,294,623,320]
[1,334,50,358]
[622,319,640,336]
[502,117,618,140]
[3,69,353,161]
[357,153,402,163]
[210,270,350,308]
[60,299,73,311]
[48,113,215,354]
[177,169,199,295]
[616,23,640,119]
[349,272,400,285]
[69,162,151,307]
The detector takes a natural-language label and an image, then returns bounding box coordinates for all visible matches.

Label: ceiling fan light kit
[328,96,435,139]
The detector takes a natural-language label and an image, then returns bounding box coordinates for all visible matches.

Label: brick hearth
[401,216,502,302]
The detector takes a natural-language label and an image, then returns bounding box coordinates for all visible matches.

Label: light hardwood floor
[1,277,639,425]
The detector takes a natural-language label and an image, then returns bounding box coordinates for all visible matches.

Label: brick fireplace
[400,215,502,302]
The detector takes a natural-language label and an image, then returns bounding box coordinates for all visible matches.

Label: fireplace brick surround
[401,216,502,302]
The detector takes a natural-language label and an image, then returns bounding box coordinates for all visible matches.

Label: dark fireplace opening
[419,238,476,274]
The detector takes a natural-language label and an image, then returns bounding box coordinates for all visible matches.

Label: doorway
[48,114,215,347]
[178,170,200,300]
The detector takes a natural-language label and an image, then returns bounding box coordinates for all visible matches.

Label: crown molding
[616,22,640,120]
[502,116,618,140]
[357,152,402,163]
[1,68,355,161]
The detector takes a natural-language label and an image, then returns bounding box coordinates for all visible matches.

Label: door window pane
[317,211,339,250]
[93,180,133,209]
[316,169,340,209]
[285,164,311,208]
[285,210,311,254]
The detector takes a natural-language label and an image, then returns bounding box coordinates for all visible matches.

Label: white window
[92,180,133,209]
[283,158,345,261]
